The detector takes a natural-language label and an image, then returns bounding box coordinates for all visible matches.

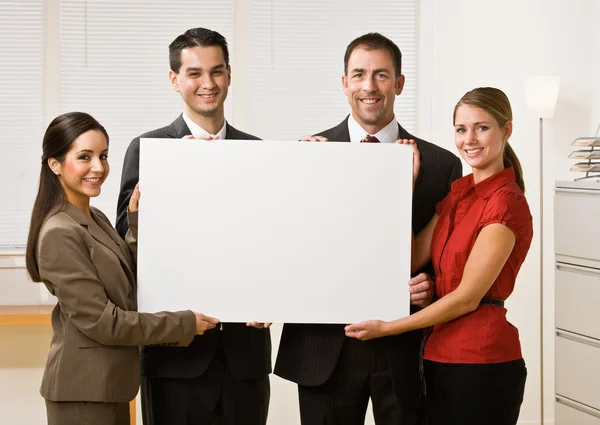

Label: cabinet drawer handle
[557,262,600,275]
[556,395,600,419]
[556,329,600,349]
[555,188,600,195]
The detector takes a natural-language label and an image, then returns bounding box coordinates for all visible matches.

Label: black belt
[480,297,505,307]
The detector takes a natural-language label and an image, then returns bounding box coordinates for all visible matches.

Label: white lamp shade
[524,76,560,118]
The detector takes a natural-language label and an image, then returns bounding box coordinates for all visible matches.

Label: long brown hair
[453,87,525,192]
[25,112,109,282]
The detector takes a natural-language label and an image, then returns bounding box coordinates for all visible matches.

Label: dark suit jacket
[116,114,272,380]
[38,203,196,402]
[274,116,462,406]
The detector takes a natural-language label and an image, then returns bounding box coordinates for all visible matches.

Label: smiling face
[342,47,404,134]
[169,45,230,125]
[454,104,512,182]
[48,129,109,210]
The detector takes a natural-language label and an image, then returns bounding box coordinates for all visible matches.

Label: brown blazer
[36,202,196,402]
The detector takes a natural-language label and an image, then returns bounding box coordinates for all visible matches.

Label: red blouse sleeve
[435,194,450,216]
[479,189,533,242]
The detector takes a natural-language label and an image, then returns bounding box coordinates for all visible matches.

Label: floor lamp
[524,76,560,425]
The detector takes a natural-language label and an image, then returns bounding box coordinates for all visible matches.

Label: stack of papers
[570,163,600,173]
[568,151,600,160]
[572,137,600,147]
[570,137,600,179]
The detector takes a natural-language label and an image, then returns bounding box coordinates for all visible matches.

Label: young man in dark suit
[116,27,271,425]
[274,32,463,425]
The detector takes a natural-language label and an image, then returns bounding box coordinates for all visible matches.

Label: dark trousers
[45,400,129,425]
[423,359,527,425]
[141,333,270,425]
[298,338,422,425]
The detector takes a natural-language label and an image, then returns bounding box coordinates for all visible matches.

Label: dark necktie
[361,135,380,143]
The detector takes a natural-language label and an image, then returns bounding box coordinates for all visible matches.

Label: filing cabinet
[554,180,600,423]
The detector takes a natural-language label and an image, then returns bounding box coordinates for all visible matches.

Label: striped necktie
[361,135,380,143]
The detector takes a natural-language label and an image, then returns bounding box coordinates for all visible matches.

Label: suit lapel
[327,117,352,142]
[90,209,134,272]
[225,122,253,140]
[61,203,136,286]
[225,122,236,140]
[165,114,192,138]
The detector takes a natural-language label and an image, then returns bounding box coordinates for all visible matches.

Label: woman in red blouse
[345,87,533,425]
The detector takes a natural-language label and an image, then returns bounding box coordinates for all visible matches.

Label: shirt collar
[451,167,516,199]
[347,114,399,144]
[182,113,227,140]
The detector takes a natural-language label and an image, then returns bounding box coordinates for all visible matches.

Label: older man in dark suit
[274,32,463,425]
[116,27,270,425]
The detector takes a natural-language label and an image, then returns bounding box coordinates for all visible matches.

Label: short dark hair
[343,33,402,76]
[169,27,230,73]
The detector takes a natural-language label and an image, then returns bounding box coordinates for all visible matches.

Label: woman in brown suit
[25,112,219,425]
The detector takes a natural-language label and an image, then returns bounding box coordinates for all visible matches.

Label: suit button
[128,292,134,300]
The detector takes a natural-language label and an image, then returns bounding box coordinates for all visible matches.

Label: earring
[55,172,61,176]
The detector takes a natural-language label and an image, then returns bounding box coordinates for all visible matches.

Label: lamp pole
[525,75,559,425]
[539,116,544,425]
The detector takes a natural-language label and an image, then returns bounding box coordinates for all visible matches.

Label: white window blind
[60,0,234,224]
[1,0,420,249]
[248,0,418,140]
[0,0,45,249]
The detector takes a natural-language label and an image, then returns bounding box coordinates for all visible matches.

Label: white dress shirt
[347,114,399,144]
[182,112,227,140]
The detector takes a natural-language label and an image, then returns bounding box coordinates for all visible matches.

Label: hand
[394,138,420,188]
[183,134,219,140]
[128,183,141,213]
[194,313,220,335]
[345,320,389,341]
[300,135,328,142]
[246,322,272,329]
[409,273,435,307]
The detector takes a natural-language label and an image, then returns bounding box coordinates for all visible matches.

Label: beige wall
[0,326,52,425]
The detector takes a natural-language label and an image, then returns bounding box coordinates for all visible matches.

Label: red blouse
[423,167,533,364]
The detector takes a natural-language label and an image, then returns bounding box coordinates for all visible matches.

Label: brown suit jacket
[37,202,197,402]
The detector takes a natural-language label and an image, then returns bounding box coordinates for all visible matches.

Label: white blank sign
[137,139,413,323]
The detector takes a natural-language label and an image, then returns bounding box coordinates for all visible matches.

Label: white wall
[419,1,600,423]
[2,1,600,424]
